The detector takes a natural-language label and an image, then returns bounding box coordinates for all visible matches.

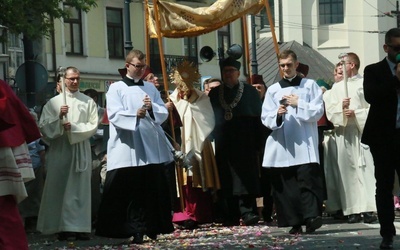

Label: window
[260,0,274,29]
[8,33,24,71]
[319,0,344,25]
[107,8,124,58]
[184,37,198,58]
[218,25,231,59]
[64,4,83,55]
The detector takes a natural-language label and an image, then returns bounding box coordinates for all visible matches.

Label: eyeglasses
[127,62,146,69]
[65,77,80,82]
[387,44,400,52]
[279,63,294,68]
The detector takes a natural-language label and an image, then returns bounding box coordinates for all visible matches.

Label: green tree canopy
[0,0,97,40]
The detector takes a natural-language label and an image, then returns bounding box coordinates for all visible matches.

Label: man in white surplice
[37,67,98,240]
[323,52,377,224]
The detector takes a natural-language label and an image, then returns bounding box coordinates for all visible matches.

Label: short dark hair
[84,89,99,99]
[385,28,400,45]
[278,49,297,61]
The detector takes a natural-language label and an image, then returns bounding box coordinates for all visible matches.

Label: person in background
[83,88,106,228]
[362,28,400,250]
[142,66,182,215]
[323,52,377,224]
[18,110,45,233]
[250,74,273,224]
[204,78,222,95]
[208,57,262,227]
[95,49,174,244]
[261,49,325,234]
[37,66,98,241]
[169,61,220,229]
[0,79,41,250]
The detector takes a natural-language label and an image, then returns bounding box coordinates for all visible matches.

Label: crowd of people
[3,28,400,250]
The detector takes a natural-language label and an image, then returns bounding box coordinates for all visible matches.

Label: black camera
[279,99,288,106]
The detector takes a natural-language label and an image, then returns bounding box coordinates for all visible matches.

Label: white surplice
[261,78,324,168]
[106,80,173,171]
[37,91,98,234]
[323,75,376,215]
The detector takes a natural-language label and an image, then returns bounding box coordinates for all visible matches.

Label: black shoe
[363,212,378,223]
[57,232,76,241]
[289,225,303,234]
[348,214,362,223]
[242,213,259,226]
[380,236,393,249]
[183,219,198,229]
[222,220,240,227]
[132,233,144,244]
[146,232,157,240]
[76,232,91,240]
[306,216,322,233]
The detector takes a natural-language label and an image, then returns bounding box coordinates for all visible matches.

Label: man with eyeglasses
[95,49,174,244]
[261,49,324,235]
[362,28,400,250]
[37,66,98,241]
[323,52,377,225]
[208,57,262,227]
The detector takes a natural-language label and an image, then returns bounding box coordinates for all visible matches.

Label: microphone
[396,53,400,63]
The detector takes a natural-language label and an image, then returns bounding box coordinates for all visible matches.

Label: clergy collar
[123,76,144,86]
[283,74,297,82]
[279,75,302,88]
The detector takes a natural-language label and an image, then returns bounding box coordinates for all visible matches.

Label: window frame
[64,3,84,55]
[319,0,344,25]
[106,7,124,59]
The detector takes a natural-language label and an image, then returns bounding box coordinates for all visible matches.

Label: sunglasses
[127,63,146,69]
[387,44,400,52]
[279,63,294,68]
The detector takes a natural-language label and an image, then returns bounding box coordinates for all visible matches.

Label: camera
[279,99,288,106]
[173,150,192,169]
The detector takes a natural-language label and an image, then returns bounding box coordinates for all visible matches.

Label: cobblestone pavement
[26,216,400,249]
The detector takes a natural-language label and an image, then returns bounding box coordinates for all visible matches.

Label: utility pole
[251,15,258,75]
[124,0,133,55]
[391,0,400,28]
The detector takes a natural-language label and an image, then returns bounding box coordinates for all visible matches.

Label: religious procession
[2,0,400,250]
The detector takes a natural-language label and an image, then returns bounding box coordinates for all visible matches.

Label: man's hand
[142,95,152,110]
[59,105,69,119]
[137,107,147,119]
[63,122,71,131]
[344,109,355,117]
[165,101,173,111]
[342,97,350,109]
[277,104,287,117]
[282,94,299,107]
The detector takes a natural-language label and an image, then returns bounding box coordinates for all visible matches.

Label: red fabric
[101,108,109,125]
[0,195,29,250]
[172,177,213,224]
[0,80,41,146]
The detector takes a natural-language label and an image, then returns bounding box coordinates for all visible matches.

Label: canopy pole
[144,0,151,66]
[153,0,185,212]
[264,0,281,76]
[241,16,251,81]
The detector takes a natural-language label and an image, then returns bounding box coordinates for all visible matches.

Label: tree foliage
[0,0,98,40]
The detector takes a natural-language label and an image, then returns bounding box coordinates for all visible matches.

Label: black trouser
[369,133,400,238]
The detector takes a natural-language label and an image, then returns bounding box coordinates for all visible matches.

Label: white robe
[261,78,324,168]
[323,75,376,215]
[106,80,173,171]
[170,89,215,163]
[37,91,98,234]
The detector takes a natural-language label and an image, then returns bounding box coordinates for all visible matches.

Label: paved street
[26,215,399,249]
